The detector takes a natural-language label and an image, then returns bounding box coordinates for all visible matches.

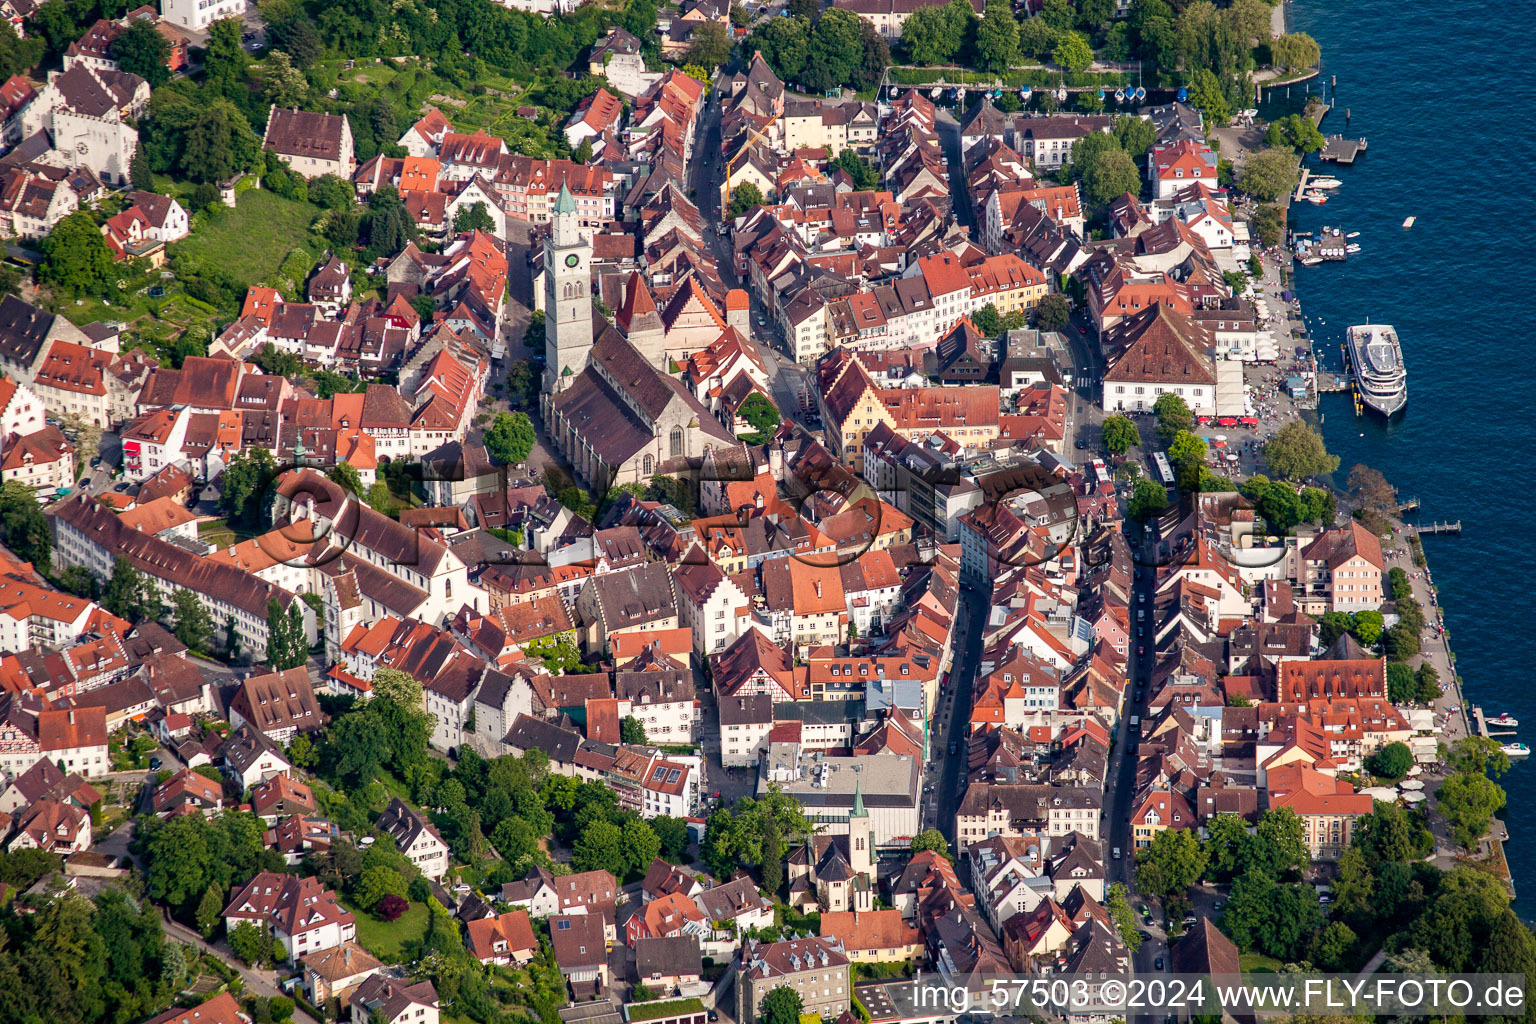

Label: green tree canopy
[1263,420,1339,480]
[910,829,949,856]
[183,99,263,183]
[760,986,805,1024]
[0,481,51,572]
[1052,29,1093,72]
[1128,478,1169,520]
[171,589,215,653]
[1153,392,1193,444]
[1134,827,1207,898]
[111,18,171,86]
[727,182,765,220]
[1035,292,1070,331]
[1101,415,1140,455]
[1238,146,1300,202]
[974,0,1019,72]
[484,411,536,465]
[38,212,115,298]
[1365,741,1414,780]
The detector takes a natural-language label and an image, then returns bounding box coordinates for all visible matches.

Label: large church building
[541,185,735,490]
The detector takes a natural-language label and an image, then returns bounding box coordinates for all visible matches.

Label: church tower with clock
[543,184,593,397]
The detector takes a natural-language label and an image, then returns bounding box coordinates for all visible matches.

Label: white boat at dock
[1346,231,1360,238]
[1309,177,1343,189]
[1305,194,1328,205]
[1346,244,1361,254]
[1503,742,1530,757]
[1347,321,1408,416]
[1489,714,1519,727]
[1300,256,1323,266]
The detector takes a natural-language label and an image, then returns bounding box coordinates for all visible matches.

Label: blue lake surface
[1273,0,1536,904]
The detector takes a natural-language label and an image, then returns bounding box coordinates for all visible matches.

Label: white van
[1112,847,1122,860]
[1129,715,1140,731]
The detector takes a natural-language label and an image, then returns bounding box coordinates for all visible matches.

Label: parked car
[148,757,161,771]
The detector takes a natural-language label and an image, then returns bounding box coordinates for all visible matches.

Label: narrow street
[160,913,320,1024]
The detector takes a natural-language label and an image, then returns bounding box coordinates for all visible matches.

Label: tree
[171,588,215,653]
[737,391,781,442]
[1298,485,1334,524]
[749,16,810,83]
[38,212,115,298]
[652,816,691,861]
[760,986,805,1024]
[1264,420,1339,480]
[266,598,307,670]
[356,865,408,909]
[687,21,733,69]
[270,15,321,68]
[202,16,247,96]
[1035,292,1070,331]
[1128,478,1169,520]
[1382,621,1420,662]
[58,565,99,600]
[726,182,765,220]
[1253,807,1309,878]
[1017,14,1057,59]
[1365,741,1413,780]
[1101,415,1140,455]
[619,716,647,745]
[182,99,262,183]
[1265,113,1324,154]
[0,482,51,571]
[1350,608,1383,646]
[1184,67,1229,124]
[1080,145,1141,207]
[788,0,817,18]
[760,811,784,894]
[261,50,308,110]
[900,0,972,65]
[1166,429,1208,475]
[484,411,536,466]
[1438,771,1506,850]
[974,0,1018,72]
[1270,31,1319,70]
[1416,663,1441,702]
[1445,736,1511,778]
[910,829,949,857]
[287,733,317,769]
[1112,116,1157,164]
[1134,828,1207,898]
[103,556,156,621]
[572,819,626,874]
[111,18,171,86]
[1238,146,1300,202]
[1250,204,1283,248]
[801,9,863,93]
[453,201,496,234]
[833,148,880,190]
[1051,29,1093,72]
[195,883,225,937]
[1105,882,1142,952]
[328,461,364,496]
[1383,662,1415,704]
[1145,394,1192,446]
[1220,871,1321,960]
[1311,920,1358,971]
[228,922,272,966]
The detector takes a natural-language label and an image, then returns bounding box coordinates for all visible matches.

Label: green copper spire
[554,183,576,215]
[851,774,866,818]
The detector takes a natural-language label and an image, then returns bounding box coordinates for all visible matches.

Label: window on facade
[670,426,684,457]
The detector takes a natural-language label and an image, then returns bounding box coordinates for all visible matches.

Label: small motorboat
[1300,256,1323,266]
[1403,216,1416,228]
[1502,742,1530,757]
[1345,244,1361,254]
[1305,194,1328,205]
[1346,231,1360,238]
[1489,714,1519,728]
[1309,177,1343,189]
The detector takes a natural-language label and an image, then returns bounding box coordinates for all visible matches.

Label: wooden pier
[1397,496,1421,514]
[1417,521,1462,536]
[1319,135,1368,164]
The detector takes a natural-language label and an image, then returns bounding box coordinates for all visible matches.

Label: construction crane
[722,112,780,212]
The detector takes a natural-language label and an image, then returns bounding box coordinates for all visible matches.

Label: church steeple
[542,182,593,397]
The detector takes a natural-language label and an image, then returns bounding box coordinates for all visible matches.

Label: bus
[1152,451,1176,486]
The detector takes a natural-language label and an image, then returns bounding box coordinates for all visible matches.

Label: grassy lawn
[344,898,431,962]
[172,189,321,290]
[1240,952,1283,973]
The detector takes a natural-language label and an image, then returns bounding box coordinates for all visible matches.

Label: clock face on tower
[565,254,580,268]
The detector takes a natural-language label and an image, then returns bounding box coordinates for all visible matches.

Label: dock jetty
[1319,134,1368,164]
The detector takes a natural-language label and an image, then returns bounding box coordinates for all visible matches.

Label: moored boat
[1490,714,1519,727]
[1347,322,1407,416]
[1503,742,1529,757]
